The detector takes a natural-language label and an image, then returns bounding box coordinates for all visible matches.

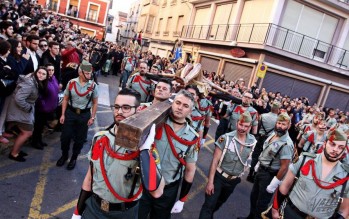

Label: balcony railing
[338,0,349,5]
[181,23,349,70]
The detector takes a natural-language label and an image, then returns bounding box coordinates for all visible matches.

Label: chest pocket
[299,173,315,193]
[223,150,238,163]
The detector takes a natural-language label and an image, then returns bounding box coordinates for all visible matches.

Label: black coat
[41,50,62,83]
[21,47,41,75]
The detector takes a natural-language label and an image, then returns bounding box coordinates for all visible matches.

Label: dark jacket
[41,50,62,83]
[21,47,41,75]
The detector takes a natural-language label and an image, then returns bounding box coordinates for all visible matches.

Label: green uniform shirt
[258,132,294,170]
[215,131,256,176]
[301,130,326,154]
[154,118,199,185]
[198,98,213,117]
[64,78,99,109]
[126,72,154,103]
[227,104,258,131]
[289,154,349,218]
[190,104,205,132]
[259,112,278,136]
[326,117,337,128]
[88,127,141,203]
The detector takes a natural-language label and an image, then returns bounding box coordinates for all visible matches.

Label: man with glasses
[42,41,62,87]
[37,39,48,58]
[71,88,161,219]
[57,60,98,170]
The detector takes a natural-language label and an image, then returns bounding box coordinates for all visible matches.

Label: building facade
[138,0,191,56]
[180,0,349,111]
[40,0,110,40]
[105,11,127,43]
[121,0,141,46]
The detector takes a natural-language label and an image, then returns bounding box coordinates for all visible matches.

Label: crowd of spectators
[0,0,348,162]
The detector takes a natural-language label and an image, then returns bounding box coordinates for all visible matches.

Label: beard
[242,102,250,107]
[323,146,344,162]
[275,127,287,137]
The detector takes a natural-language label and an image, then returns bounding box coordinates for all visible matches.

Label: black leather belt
[93,194,138,212]
[259,164,278,174]
[287,199,310,218]
[68,105,90,114]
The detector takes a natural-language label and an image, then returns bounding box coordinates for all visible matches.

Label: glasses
[111,104,136,113]
[39,44,48,48]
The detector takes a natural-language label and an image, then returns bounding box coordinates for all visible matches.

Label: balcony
[181,23,349,70]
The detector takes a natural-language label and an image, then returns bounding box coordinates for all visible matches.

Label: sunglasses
[39,44,48,48]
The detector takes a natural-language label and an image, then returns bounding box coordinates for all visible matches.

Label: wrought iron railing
[181,23,349,70]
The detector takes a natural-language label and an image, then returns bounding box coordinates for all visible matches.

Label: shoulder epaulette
[341,163,349,173]
[302,152,317,158]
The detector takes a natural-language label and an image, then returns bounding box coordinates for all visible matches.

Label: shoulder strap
[267,142,287,168]
[334,173,349,215]
[84,83,96,109]
[68,81,74,106]
[218,135,231,168]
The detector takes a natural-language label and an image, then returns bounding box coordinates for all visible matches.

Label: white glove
[171,200,185,213]
[266,176,281,193]
[139,124,156,151]
[200,138,206,146]
[71,214,81,219]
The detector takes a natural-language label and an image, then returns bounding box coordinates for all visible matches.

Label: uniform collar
[166,117,190,135]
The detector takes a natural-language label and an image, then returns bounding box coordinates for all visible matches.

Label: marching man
[199,112,257,219]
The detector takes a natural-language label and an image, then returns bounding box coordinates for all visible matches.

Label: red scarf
[69,81,94,97]
[300,159,349,189]
[91,136,142,202]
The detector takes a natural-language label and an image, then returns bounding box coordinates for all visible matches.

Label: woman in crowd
[7,67,48,162]
[0,39,30,143]
[0,40,13,144]
[31,63,59,150]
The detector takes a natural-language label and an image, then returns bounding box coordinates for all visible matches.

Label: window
[67,0,78,17]
[157,18,163,32]
[48,0,59,12]
[166,17,172,31]
[87,4,99,22]
[80,28,96,37]
[174,15,184,36]
[164,17,172,35]
[146,16,155,33]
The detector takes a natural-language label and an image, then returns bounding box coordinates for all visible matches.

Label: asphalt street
[0,75,254,219]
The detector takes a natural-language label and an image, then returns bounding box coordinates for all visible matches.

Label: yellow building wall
[240,0,275,23]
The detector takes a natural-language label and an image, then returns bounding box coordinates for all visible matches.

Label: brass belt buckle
[101,199,109,212]
[76,108,81,114]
